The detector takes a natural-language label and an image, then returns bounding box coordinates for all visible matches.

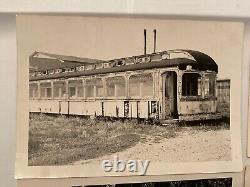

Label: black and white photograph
[86,178,232,187]
[15,15,243,178]
[28,37,231,167]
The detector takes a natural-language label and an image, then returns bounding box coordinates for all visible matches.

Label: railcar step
[160,119,179,125]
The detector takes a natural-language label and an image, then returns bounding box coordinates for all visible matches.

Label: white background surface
[0,15,17,187]
[0,10,250,187]
[0,0,250,19]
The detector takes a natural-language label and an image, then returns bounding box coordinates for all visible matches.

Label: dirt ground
[74,128,231,165]
[28,114,231,166]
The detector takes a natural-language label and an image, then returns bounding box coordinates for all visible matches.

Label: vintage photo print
[17,172,243,187]
[16,15,243,178]
[17,173,244,187]
[85,178,233,187]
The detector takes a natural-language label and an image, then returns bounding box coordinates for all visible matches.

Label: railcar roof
[184,50,218,72]
[217,79,230,82]
[29,49,218,81]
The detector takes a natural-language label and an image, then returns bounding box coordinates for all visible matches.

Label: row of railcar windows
[29,74,154,99]
[29,73,216,99]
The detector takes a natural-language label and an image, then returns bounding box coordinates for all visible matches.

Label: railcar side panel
[81,101,102,116]
[103,101,119,117]
[29,100,41,113]
[30,100,60,114]
[115,101,125,118]
[179,100,217,115]
[60,101,69,115]
[103,101,116,117]
[129,101,137,118]
[139,101,149,118]
[68,101,84,115]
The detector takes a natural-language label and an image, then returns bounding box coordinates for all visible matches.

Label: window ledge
[180,96,216,101]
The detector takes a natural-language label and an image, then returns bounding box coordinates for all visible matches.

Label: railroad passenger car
[29,49,222,123]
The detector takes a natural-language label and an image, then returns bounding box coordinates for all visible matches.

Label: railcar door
[162,71,178,119]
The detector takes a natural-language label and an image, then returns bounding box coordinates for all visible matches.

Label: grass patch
[28,113,229,166]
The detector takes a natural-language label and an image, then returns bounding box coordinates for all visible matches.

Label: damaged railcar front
[169,50,222,122]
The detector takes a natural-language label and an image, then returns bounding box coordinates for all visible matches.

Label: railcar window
[182,73,202,96]
[69,80,84,99]
[106,76,126,97]
[86,78,103,98]
[129,74,153,97]
[54,82,67,98]
[29,84,38,99]
[69,87,76,98]
[86,85,94,97]
[29,87,33,98]
[41,87,46,98]
[77,86,84,97]
[46,88,52,98]
[41,82,52,99]
[204,74,216,96]
[96,86,103,97]
[142,75,153,96]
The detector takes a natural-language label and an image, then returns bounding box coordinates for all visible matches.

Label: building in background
[216,79,230,118]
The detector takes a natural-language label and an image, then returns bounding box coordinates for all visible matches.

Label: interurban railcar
[29,49,222,122]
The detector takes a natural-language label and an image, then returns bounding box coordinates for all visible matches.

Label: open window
[182,73,202,97]
[129,74,153,97]
[106,76,126,97]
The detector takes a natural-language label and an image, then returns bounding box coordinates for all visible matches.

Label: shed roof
[29,51,103,72]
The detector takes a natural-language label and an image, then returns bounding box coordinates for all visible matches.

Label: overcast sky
[17,15,244,79]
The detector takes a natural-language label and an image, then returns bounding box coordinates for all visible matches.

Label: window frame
[181,72,203,99]
[85,77,104,99]
[53,81,67,99]
[40,82,52,99]
[106,75,127,99]
[68,79,84,100]
[128,73,154,99]
[29,83,39,99]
